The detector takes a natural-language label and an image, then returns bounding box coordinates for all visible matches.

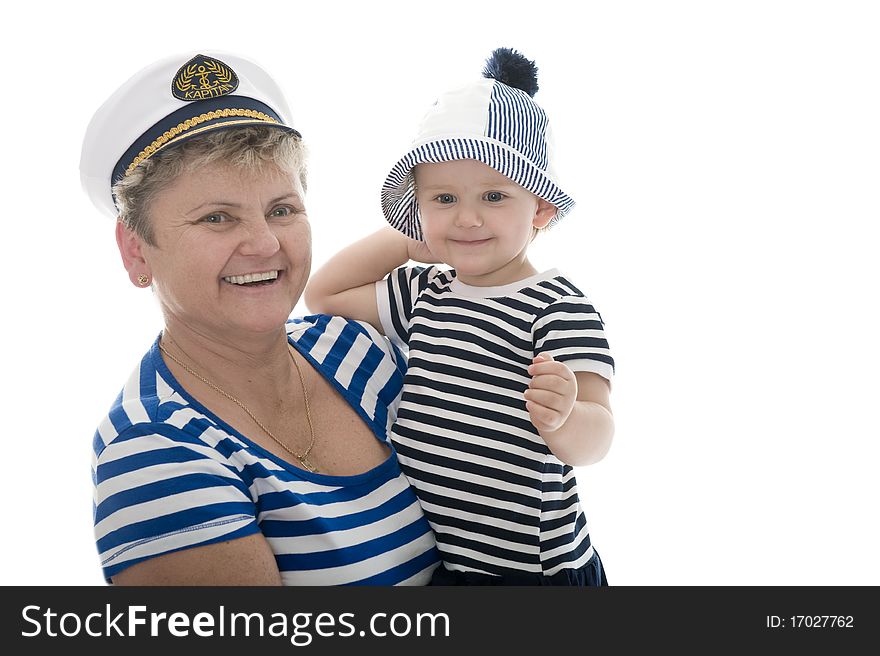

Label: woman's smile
[221,269,284,288]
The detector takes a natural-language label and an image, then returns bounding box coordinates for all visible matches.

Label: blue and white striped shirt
[377,267,613,578]
[92,315,440,585]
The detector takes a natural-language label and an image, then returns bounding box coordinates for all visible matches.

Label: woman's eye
[201,213,227,224]
[485,191,505,202]
[436,194,456,204]
[270,206,291,217]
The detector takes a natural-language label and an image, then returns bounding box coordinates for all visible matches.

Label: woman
[80,52,440,585]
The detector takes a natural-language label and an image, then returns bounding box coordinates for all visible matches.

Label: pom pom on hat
[482,47,539,97]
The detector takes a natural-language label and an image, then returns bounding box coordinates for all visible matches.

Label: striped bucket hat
[381,48,574,241]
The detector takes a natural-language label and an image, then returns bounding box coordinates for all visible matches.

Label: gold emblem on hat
[172,55,240,101]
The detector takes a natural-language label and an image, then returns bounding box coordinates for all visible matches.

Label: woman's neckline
[149,320,397,484]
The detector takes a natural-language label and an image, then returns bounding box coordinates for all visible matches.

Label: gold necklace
[158,341,318,473]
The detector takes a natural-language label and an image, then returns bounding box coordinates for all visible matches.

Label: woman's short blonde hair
[112,126,307,245]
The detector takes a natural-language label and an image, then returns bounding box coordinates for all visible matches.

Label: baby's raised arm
[304,226,430,332]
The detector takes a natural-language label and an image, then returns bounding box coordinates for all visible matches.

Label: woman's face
[139,160,311,340]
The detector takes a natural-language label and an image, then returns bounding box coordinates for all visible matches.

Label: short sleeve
[375,265,443,351]
[290,315,408,445]
[93,424,259,582]
[339,319,408,441]
[532,295,615,381]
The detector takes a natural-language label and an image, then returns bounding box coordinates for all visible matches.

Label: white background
[1,0,877,585]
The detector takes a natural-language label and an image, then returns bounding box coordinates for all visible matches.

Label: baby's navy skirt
[429,550,608,586]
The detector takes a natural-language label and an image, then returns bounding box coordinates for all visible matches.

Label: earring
[136,274,151,287]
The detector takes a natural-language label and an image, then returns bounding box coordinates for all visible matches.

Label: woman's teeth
[223,270,280,285]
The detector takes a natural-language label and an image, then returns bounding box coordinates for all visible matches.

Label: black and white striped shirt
[376,267,614,577]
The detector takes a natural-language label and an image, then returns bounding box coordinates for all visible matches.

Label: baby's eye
[436,193,456,204]
[484,191,505,202]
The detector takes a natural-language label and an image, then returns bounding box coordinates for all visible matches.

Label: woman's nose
[238,218,281,257]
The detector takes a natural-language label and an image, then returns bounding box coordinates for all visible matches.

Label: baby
[305,48,615,585]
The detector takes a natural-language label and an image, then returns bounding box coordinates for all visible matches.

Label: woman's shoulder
[287,314,406,369]
[93,339,200,459]
[286,314,406,439]
[286,313,388,338]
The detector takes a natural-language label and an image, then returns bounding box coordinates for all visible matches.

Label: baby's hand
[525,353,577,433]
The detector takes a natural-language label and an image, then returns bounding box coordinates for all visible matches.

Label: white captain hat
[81,51,300,218]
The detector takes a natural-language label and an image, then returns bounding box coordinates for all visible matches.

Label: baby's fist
[525,353,578,433]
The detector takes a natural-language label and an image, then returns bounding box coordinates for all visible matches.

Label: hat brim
[111,95,300,187]
[381,137,574,241]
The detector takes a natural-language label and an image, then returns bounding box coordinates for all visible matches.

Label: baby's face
[414,159,556,286]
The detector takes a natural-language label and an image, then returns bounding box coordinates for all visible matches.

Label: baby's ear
[533,198,557,229]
